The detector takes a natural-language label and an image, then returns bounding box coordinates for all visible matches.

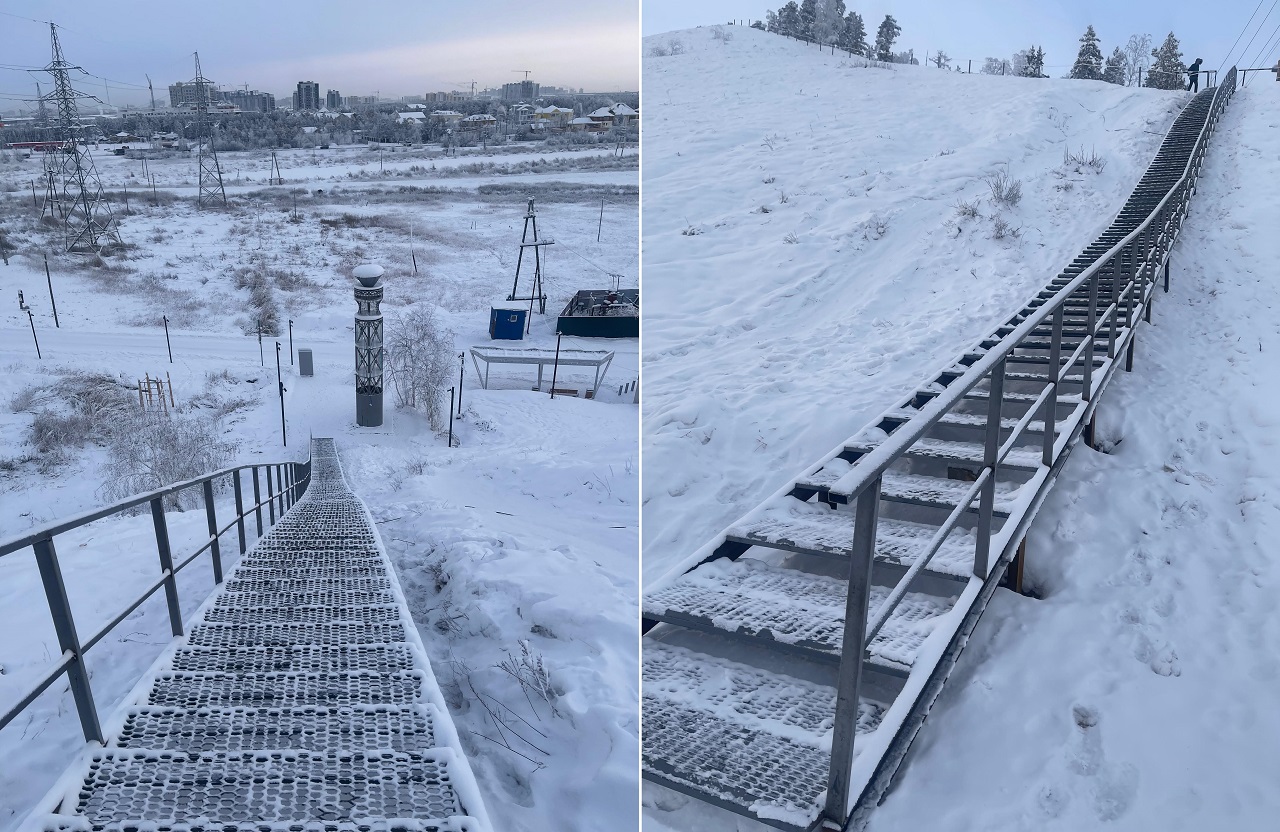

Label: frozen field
[0,141,638,832]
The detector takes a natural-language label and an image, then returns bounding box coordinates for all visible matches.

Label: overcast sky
[643,1,1279,77]
[0,0,638,111]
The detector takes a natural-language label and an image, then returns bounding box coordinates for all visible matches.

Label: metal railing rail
[821,67,1238,824]
[0,454,312,744]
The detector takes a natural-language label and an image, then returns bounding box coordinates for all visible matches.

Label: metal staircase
[642,70,1238,831]
[27,438,492,832]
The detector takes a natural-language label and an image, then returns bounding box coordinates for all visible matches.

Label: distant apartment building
[344,95,378,107]
[326,89,342,109]
[224,89,276,112]
[168,80,219,109]
[501,80,539,102]
[425,91,468,104]
[292,81,321,111]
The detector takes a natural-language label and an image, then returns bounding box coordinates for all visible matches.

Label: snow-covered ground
[0,142,637,832]
[641,25,1188,585]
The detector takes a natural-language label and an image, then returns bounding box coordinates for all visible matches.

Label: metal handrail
[824,67,1237,824]
[0,453,312,743]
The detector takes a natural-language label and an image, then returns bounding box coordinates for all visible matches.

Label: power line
[0,9,51,25]
[1220,0,1268,72]
[1230,0,1280,69]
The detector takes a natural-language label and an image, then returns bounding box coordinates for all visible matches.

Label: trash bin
[298,348,314,377]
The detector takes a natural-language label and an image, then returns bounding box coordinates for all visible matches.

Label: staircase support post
[1043,305,1063,466]
[824,476,882,827]
[975,359,1006,579]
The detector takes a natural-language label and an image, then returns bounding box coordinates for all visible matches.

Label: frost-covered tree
[799,0,817,39]
[837,11,869,55]
[1021,46,1046,77]
[891,49,918,65]
[982,57,1012,75]
[1103,46,1126,84]
[1070,25,1104,80]
[814,0,846,45]
[875,15,901,62]
[765,10,779,32]
[931,50,951,69]
[751,19,766,30]
[1145,31,1185,90]
[1124,34,1152,86]
[776,2,802,37]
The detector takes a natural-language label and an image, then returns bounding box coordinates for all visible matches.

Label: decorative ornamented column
[353,263,385,427]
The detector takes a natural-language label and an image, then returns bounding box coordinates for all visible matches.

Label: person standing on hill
[1187,57,1204,92]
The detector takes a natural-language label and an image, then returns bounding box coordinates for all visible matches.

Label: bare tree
[931,50,951,69]
[385,305,456,431]
[1124,34,1152,86]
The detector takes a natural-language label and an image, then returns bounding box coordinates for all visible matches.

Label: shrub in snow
[710,26,733,43]
[953,198,982,220]
[1065,146,1107,173]
[17,372,135,458]
[649,39,685,57]
[100,410,233,509]
[386,305,456,431]
[991,215,1022,240]
[985,169,1023,207]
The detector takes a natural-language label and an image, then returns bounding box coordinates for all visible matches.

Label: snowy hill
[642,25,1191,584]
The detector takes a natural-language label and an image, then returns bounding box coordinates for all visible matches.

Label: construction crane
[144,74,156,111]
[451,80,478,98]
[512,70,533,80]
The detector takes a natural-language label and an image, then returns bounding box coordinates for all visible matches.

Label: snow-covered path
[863,79,1280,831]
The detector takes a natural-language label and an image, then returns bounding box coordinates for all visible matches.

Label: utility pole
[457,353,465,415]
[44,256,59,327]
[288,319,294,364]
[163,315,172,362]
[275,341,287,447]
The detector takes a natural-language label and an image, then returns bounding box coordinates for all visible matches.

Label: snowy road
[864,78,1280,831]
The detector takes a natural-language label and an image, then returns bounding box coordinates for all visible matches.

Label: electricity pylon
[192,52,226,208]
[42,23,122,253]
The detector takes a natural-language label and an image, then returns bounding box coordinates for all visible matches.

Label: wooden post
[167,372,175,407]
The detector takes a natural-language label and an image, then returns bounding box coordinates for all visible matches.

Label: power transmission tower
[508,198,551,314]
[191,52,227,208]
[35,82,49,129]
[42,23,122,253]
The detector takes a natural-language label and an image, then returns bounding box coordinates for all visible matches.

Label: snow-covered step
[185,621,407,649]
[212,588,396,607]
[728,496,979,576]
[222,575,394,594]
[884,407,1053,434]
[642,641,883,826]
[643,558,954,673]
[796,465,1020,515]
[170,644,416,674]
[202,602,401,625]
[115,705,439,753]
[69,749,467,824]
[146,670,425,708]
[848,437,1043,470]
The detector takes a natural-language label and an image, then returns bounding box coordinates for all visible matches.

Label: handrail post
[975,358,1006,579]
[267,468,276,526]
[1107,255,1120,359]
[1082,270,1098,401]
[202,478,223,584]
[233,468,247,555]
[1042,305,1063,467]
[149,497,183,637]
[824,476,881,828]
[252,466,264,537]
[276,465,285,516]
[32,536,103,744]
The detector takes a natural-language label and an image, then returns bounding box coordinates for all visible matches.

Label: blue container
[489,307,526,340]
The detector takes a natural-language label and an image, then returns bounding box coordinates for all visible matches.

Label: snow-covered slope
[865,77,1280,832]
[641,25,1190,582]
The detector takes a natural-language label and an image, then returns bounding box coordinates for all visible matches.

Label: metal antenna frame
[192,52,227,208]
[42,23,122,253]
